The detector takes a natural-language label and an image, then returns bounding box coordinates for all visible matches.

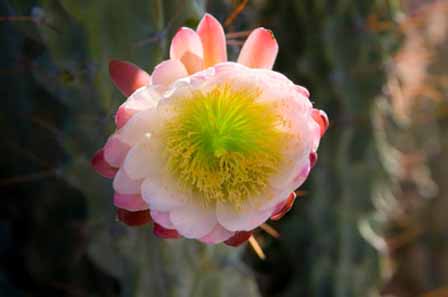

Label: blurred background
[1,0,448,296]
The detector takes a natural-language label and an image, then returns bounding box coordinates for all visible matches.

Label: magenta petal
[91,149,118,179]
[116,208,151,226]
[114,193,148,211]
[270,192,297,221]
[309,152,318,169]
[312,109,329,137]
[109,60,151,97]
[153,223,180,239]
[224,231,252,247]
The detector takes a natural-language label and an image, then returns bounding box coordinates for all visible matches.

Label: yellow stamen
[248,235,266,260]
[162,85,285,208]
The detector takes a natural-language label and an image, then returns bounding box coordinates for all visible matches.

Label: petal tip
[91,149,118,179]
[116,208,151,226]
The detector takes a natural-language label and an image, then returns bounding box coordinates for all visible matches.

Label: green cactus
[1,1,260,296]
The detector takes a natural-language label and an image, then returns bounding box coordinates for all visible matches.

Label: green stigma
[162,85,284,208]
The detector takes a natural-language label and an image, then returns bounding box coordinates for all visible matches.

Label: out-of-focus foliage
[219,1,400,296]
[367,2,448,296]
[0,1,260,296]
[2,0,448,297]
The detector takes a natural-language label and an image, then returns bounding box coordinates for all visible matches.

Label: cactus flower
[92,14,328,245]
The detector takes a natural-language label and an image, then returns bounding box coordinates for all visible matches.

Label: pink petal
[270,192,296,221]
[196,14,227,68]
[115,106,135,129]
[295,85,310,98]
[113,193,148,211]
[115,86,160,129]
[141,178,186,212]
[151,59,188,86]
[309,152,318,169]
[170,27,204,74]
[153,223,180,239]
[113,169,141,194]
[91,149,118,179]
[169,202,217,239]
[216,202,273,232]
[116,208,151,226]
[150,210,175,229]
[237,28,278,69]
[103,134,131,168]
[292,162,311,187]
[312,109,329,137]
[199,224,234,244]
[109,60,151,97]
[224,231,252,247]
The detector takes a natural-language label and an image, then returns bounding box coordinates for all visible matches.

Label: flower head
[92,14,328,245]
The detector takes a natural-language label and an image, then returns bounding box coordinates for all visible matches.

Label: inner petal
[161,84,286,208]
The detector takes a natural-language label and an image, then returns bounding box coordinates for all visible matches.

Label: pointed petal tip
[237,27,279,69]
[224,231,253,247]
[109,60,151,97]
[153,223,180,239]
[197,13,227,67]
[91,149,118,179]
[116,208,151,226]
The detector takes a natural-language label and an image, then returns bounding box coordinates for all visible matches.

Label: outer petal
[270,192,296,221]
[151,59,188,86]
[224,231,252,247]
[103,134,130,168]
[141,177,186,211]
[196,14,227,68]
[237,28,278,69]
[153,224,180,239]
[109,60,151,97]
[117,108,159,145]
[169,202,217,239]
[122,134,163,180]
[295,85,310,98]
[116,208,151,226]
[199,224,234,244]
[309,152,318,169]
[170,27,204,74]
[113,169,141,194]
[115,86,161,129]
[217,201,273,232]
[312,109,329,137]
[150,210,175,229]
[114,193,148,211]
[91,149,118,178]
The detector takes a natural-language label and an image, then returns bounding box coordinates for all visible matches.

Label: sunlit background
[1,0,448,296]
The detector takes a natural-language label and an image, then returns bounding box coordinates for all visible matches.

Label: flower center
[163,85,284,208]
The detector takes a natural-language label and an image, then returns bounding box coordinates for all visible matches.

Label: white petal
[141,177,186,212]
[122,134,164,180]
[199,224,234,244]
[169,202,217,239]
[150,210,175,229]
[113,169,141,194]
[216,200,273,232]
[103,134,130,167]
[117,108,160,145]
